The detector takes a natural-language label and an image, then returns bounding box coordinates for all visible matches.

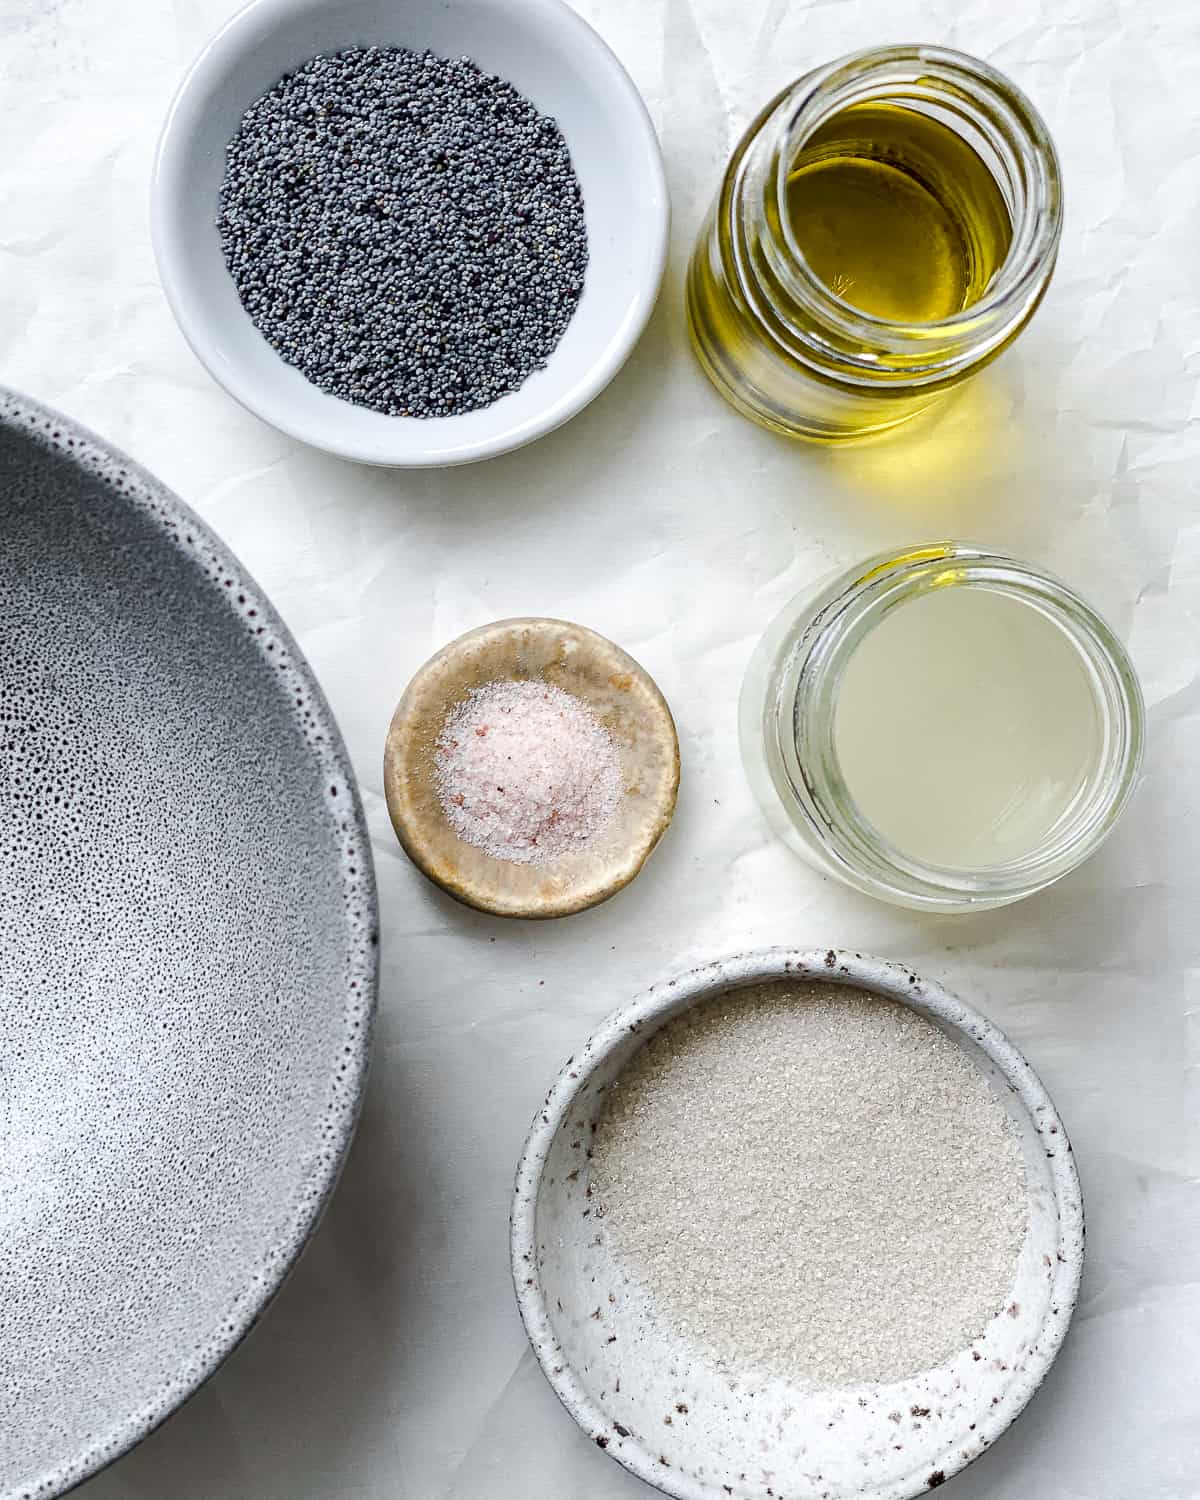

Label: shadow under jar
[740,545,1145,913]
[686,46,1063,441]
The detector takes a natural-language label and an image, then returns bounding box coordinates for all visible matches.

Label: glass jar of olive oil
[687,46,1063,441]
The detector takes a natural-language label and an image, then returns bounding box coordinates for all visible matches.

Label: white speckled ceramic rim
[510,948,1085,1500]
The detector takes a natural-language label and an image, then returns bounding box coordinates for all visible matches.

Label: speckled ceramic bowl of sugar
[511,949,1083,1500]
[0,389,376,1499]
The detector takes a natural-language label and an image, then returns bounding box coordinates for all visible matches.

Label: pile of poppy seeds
[217,47,589,418]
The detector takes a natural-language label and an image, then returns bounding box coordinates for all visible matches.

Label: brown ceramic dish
[384,618,679,918]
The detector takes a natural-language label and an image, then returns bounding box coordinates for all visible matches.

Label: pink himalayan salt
[434,679,622,866]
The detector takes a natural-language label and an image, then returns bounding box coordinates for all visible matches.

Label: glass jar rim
[788,546,1144,907]
[767,45,1063,366]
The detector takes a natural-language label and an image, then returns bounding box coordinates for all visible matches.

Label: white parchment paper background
[3,0,1199,1494]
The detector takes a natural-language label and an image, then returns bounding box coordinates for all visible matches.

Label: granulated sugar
[591,983,1028,1388]
[435,680,621,865]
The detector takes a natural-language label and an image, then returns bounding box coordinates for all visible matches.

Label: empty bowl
[0,388,377,1498]
[511,949,1084,1500]
[152,0,668,467]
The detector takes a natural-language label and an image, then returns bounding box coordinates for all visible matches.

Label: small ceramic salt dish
[152,0,668,466]
[384,618,679,918]
[511,949,1084,1500]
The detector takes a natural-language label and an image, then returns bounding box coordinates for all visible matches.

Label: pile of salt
[435,680,621,866]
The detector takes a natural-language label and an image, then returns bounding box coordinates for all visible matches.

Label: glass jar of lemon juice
[687,46,1063,441]
[741,546,1144,912]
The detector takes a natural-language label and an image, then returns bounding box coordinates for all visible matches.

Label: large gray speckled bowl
[0,389,377,1499]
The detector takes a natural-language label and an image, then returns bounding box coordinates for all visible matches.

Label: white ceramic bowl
[152,0,668,467]
[512,949,1084,1500]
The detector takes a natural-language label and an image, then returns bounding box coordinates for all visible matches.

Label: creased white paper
[3,0,1199,1494]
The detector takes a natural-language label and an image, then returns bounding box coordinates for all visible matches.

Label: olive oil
[685,49,1061,442]
[784,103,1012,324]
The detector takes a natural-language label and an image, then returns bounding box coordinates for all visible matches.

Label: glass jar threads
[686,46,1063,441]
[740,546,1144,912]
